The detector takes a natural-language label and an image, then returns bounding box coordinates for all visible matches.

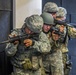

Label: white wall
[13,0,42,28]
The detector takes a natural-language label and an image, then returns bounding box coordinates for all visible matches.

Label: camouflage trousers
[62,53,71,75]
[11,66,43,75]
[43,50,64,75]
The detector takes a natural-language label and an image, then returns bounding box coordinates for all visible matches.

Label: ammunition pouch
[22,56,40,70]
[32,56,40,70]
[22,58,32,70]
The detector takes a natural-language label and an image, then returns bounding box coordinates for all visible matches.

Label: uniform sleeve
[5,43,18,56]
[68,26,76,38]
[32,32,51,53]
[5,29,19,56]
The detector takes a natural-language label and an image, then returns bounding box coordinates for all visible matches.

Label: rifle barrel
[0,40,10,44]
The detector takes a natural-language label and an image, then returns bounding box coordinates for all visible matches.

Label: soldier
[5,15,51,75]
[42,2,64,75]
[41,12,64,75]
[55,7,73,75]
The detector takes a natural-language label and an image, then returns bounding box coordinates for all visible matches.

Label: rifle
[69,23,76,28]
[54,19,68,26]
[0,33,39,44]
[50,27,62,35]
[54,19,76,28]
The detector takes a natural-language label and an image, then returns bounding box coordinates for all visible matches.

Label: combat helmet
[41,12,55,25]
[56,7,67,18]
[43,2,59,13]
[24,15,43,33]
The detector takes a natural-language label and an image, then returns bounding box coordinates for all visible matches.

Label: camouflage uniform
[5,15,51,75]
[41,12,64,75]
[55,23,76,75]
[56,7,71,75]
[56,7,76,75]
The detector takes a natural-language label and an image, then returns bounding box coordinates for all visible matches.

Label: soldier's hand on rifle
[9,34,19,45]
[24,39,33,47]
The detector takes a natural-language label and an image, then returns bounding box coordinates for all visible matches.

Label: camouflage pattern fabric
[50,38,64,75]
[68,25,76,38]
[42,4,76,75]
[50,50,64,75]
[43,48,64,75]
[62,53,68,75]
[5,29,51,75]
[5,15,51,75]
[55,24,76,75]
[42,32,64,75]
[25,15,43,33]
[11,67,42,75]
[56,24,76,53]
[56,7,67,18]
[43,2,59,13]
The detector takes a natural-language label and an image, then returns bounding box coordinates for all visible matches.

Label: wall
[0,0,13,75]
[13,0,42,28]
